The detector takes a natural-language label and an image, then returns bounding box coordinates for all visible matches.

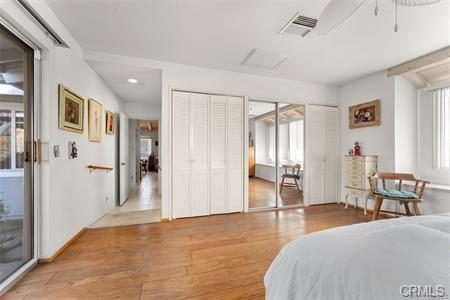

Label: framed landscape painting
[58,84,84,133]
[349,99,381,129]
[88,98,103,142]
[105,111,115,135]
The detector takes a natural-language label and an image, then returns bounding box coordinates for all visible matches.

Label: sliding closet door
[308,105,338,205]
[190,93,209,216]
[172,91,191,218]
[227,96,244,212]
[210,95,227,214]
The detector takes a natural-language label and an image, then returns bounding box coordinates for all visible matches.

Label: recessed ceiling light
[127,78,138,83]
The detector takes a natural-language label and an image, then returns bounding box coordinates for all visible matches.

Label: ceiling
[46,0,449,86]
[86,60,162,104]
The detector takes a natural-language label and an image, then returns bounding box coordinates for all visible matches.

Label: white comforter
[264,214,450,300]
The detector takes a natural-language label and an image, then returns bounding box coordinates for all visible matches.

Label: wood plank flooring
[249,177,303,209]
[4,204,376,299]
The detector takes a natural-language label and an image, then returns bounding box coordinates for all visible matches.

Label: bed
[264,214,450,300]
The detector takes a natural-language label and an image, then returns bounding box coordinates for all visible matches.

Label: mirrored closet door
[248,100,305,210]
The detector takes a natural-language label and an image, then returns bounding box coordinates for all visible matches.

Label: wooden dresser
[344,155,377,214]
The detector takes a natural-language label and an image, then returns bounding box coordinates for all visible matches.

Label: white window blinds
[433,87,450,169]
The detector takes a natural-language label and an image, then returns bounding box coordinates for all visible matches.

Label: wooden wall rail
[87,165,113,173]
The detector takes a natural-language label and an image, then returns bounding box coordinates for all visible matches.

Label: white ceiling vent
[280,12,318,37]
[241,49,288,69]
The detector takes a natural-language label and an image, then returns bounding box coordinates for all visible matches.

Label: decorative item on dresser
[343,155,378,214]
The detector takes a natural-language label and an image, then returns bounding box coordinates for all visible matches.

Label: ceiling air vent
[280,12,318,38]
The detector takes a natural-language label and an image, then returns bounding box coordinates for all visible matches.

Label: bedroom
[0,0,449,298]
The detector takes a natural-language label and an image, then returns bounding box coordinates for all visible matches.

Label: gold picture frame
[58,84,84,133]
[88,98,103,142]
[105,111,115,135]
[349,99,381,129]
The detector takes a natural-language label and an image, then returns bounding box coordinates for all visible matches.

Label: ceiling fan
[314,0,442,35]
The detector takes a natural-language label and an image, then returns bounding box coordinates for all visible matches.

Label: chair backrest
[368,172,429,199]
[283,164,301,176]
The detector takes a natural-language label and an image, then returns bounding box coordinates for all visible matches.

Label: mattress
[264,214,450,300]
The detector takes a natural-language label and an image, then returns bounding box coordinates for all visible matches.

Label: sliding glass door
[0,25,34,286]
[248,100,305,210]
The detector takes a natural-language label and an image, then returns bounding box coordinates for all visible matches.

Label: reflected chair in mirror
[280,164,302,193]
[368,172,429,221]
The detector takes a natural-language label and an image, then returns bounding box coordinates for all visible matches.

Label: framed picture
[88,98,103,142]
[349,99,381,129]
[105,111,115,135]
[58,84,84,133]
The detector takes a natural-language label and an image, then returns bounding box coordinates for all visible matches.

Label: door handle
[121,162,126,166]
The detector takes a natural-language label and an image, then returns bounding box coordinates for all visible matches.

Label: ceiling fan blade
[314,0,367,35]
[391,0,441,5]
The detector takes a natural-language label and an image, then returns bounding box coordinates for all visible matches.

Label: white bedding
[264,214,450,300]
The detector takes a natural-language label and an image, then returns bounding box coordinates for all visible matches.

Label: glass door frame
[247,98,306,211]
[0,20,40,294]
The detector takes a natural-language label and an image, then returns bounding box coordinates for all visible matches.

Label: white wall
[1,1,125,258]
[84,50,340,219]
[394,77,418,174]
[124,102,161,121]
[340,71,449,215]
[339,71,397,212]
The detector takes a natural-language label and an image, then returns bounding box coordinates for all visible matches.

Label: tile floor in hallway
[89,172,161,228]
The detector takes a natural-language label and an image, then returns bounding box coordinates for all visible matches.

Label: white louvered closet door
[227,96,244,213]
[323,107,338,203]
[308,105,339,205]
[210,95,227,214]
[172,91,191,218]
[189,93,210,217]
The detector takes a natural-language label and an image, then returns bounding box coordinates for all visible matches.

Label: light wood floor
[4,204,375,299]
[249,177,303,209]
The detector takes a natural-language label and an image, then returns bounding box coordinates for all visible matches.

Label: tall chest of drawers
[344,155,377,214]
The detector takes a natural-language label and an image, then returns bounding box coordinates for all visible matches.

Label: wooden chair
[280,164,302,193]
[368,172,429,221]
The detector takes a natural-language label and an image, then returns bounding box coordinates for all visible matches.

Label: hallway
[89,173,161,228]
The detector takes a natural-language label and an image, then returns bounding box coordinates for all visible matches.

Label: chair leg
[404,201,412,216]
[372,197,383,221]
[412,202,421,216]
[294,178,300,191]
[280,177,285,193]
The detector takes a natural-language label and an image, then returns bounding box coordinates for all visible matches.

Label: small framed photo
[105,111,115,135]
[58,84,84,133]
[88,98,103,142]
[349,99,381,129]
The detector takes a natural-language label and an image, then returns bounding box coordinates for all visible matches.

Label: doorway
[90,118,161,228]
[0,25,35,288]
[248,100,305,210]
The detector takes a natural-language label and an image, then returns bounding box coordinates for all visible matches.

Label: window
[0,108,24,171]
[289,120,304,165]
[0,109,12,169]
[433,87,450,169]
[140,138,152,159]
[268,126,275,163]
